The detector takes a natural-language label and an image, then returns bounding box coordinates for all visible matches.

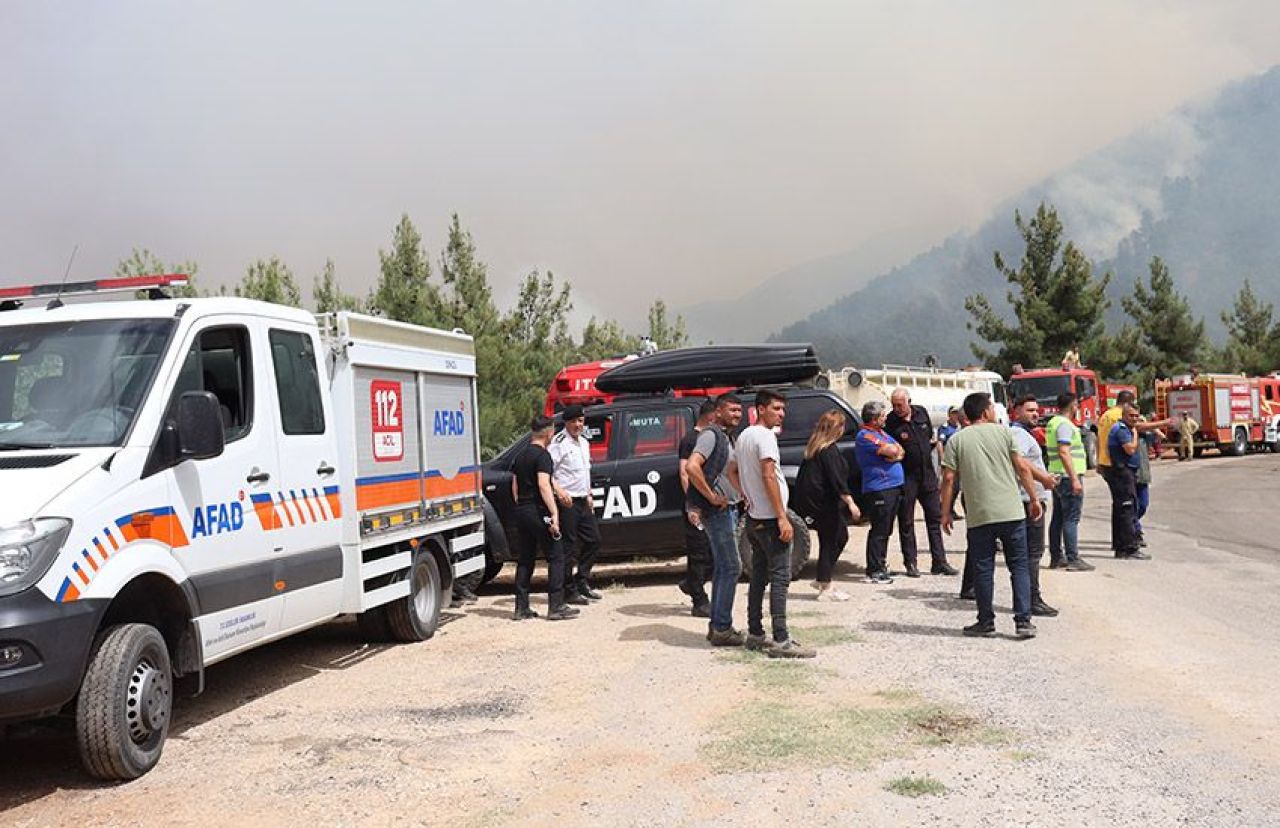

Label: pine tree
[438,214,500,337]
[312,258,362,313]
[646,300,689,350]
[580,317,640,360]
[1119,257,1208,400]
[370,214,441,326]
[1218,279,1277,375]
[235,257,302,306]
[966,203,1112,377]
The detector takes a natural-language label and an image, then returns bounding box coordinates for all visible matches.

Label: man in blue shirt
[1105,403,1147,560]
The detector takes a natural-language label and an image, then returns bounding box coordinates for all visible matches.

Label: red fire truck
[544,356,733,416]
[1155,373,1280,456]
[1007,366,1137,468]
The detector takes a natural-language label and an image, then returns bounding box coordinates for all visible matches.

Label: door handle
[246,469,271,484]
[316,462,336,476]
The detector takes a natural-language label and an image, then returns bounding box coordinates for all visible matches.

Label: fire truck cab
[1007,367,1136,468]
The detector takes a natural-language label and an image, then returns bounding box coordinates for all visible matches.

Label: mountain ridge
[698,67,1280,368]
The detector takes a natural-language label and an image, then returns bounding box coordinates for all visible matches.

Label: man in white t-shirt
[737,389,814,659]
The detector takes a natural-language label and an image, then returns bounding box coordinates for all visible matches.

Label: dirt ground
[4,453,1280,827]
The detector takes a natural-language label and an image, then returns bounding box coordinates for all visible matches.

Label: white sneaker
[815,588,851,602]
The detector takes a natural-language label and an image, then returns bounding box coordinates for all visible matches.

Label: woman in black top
[794,409,861,601]
[510,416,577,621]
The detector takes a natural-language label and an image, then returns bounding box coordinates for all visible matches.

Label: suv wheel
[735,508,812,581]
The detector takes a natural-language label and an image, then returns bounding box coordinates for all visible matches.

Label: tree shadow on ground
[863,620,1029,641]
[613,602,694,619]
[618,623,708,650]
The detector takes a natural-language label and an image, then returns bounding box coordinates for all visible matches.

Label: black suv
[478,389,862,583]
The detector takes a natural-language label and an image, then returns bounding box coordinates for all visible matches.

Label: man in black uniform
[510,415,579,621]
[677,399,717,617]
[885,388,957,577]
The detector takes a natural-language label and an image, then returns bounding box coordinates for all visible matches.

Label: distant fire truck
[1155,373,1280,456]
[1007,366,1136,468]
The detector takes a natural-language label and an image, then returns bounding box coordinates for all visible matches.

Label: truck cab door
[263,326,344,633]
[602,406,692,555]
[162,320,284,662]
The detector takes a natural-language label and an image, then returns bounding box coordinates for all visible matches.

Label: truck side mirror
[177,391,225,461]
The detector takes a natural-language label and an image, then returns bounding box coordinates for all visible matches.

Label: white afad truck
[0,276,484,779]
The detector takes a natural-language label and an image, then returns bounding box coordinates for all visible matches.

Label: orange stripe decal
[425,470,479,500]
[355,479,422,511]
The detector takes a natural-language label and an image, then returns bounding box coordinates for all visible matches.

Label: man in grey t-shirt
[686,395,746,646]
[737,390,813,659]
[1010,395,1062,618]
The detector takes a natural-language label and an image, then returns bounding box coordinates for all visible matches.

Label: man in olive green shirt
[940,392,1042,639]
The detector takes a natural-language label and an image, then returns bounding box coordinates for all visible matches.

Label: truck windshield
[0,318,174,449]
[1008,375,1070,407]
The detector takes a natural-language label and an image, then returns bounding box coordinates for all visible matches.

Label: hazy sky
[4,2,1280,329]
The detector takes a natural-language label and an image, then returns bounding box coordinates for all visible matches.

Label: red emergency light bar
[0,274,189,302]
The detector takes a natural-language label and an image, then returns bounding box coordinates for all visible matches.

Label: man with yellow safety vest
[1047,392,1094,572]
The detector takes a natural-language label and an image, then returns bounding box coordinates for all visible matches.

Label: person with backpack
[794,409,861,601]
[685,394,745,647]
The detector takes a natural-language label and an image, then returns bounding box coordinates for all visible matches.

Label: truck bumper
[0,588,106,723]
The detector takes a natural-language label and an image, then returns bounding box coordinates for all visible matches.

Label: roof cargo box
[594,344,820,394]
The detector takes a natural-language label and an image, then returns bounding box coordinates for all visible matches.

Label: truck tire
[76,623,173,780]
[1083,430,1098,470]
[480,499,509,584]
[385,548,442,642]
[1231,427,1248,457]
[735,509,812,582]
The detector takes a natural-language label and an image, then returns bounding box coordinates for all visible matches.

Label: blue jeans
[1135,483,1149,536]
[703,506,741,632]
[1049,477,1083,563]
[967,519,1031,624]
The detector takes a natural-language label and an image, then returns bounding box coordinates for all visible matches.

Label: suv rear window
[737,393,854,444]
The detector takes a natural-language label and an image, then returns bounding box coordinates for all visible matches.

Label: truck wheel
[76,624,173,780]
[385,548,442,642]
[1083,431,1098,470]
[735,509,812,582]
[480,500,509,584]
[1231,428,1248,457]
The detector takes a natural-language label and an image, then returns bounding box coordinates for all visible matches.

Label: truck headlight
[0,518,72,598]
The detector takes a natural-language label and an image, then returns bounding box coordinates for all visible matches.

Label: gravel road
[4,453,1279,826]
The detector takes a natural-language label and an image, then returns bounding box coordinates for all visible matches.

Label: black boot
[577,579,602,600]
[512,592,538,621]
